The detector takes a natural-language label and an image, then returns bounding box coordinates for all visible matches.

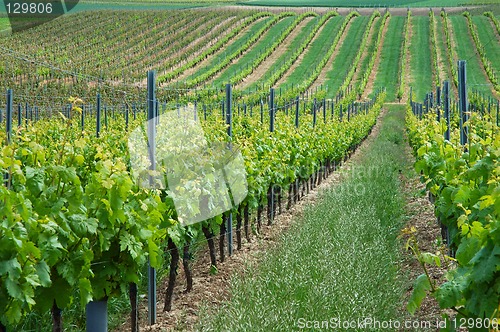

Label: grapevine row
[157,12,271,83]
[358,11,390,96]
[484,11,500,35]
[440,11,459,87]
[406,99,499,323]
[261,11,339,90]
[220,12,317,87]
[429,10,440,88]
[463,11,499,93]
[293,11,359,99]
[397,10,411,100]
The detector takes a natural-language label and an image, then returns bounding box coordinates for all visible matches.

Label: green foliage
[441,10,459,88]
[158,11,272,84]
[406,102,500,322]
[429,10,440,88]
[398,11,411,100]
[357,11,390,96]
[463,11,499,93]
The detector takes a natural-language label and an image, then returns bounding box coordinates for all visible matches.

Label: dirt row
[113,105,448,332]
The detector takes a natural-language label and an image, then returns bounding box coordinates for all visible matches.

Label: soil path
[310,17,354,91]
[170,17,268,84]
[275,17,329,87]
[362,15,390,99]
[111,104,451,332]
[238,16,314,90]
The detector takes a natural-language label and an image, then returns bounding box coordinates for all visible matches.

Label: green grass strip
[434,14,454,92]
[158,12,272,83]
[280,16,343,88]
[409,16,433,101]
[372,16,405,101]
[355,17,382,89]
[183,15,284,86]
[245,17,319,92]
[473,16,500,76]
[429,10,440,88]
[449,15,494,97]
[358,12,391,97]
[466,13,499,92]
[441,11,459,88]
[398,11,411,100]
[323,16,369,97]
[211,16,296,85]
[197,104,411,332]
[338,11,380,96]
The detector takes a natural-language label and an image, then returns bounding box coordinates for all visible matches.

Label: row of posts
[411,60,470,147]
[3,70,380,330]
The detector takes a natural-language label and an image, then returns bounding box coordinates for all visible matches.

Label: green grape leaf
[0,258,22,279]
[407,274,431,315]
[35,261,51,287]
[79,278,93,307]
[5,278,23,300]
[455,236,481,266]
[469,245,500,284]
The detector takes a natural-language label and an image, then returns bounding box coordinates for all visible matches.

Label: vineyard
[0,2,499,332]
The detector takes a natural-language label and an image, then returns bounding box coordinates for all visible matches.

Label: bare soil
[238,16,314,90]
[361,15,390,100]
[114,107,391,332]
[170,17,268,84]
[399,141,449,330]
[274,16,330,87]
[311,17,354,91]
[350,16,379,91]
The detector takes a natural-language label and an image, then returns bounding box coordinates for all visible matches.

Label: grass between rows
[239,0,498,7]
[185,17,273,82]
[279,16,343,89]
[245,17,319,92]
[409,16,433,101]
[354,17,382,89]
[197,105,413,331]
[472,15,500,76]
[435,16,455,93]
[449,15,494,97]
[323,16,369,96]
[371,16,405,101]
[212,16,296,86]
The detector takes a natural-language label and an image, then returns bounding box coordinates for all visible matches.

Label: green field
[323,16,370,95]
[372,16,405,100]
[1,4,499,332]
[450,15,494,96]
[212,15,296,86]
[0,17,10,31]
[279,16,344,89]
[239,0,497,7]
